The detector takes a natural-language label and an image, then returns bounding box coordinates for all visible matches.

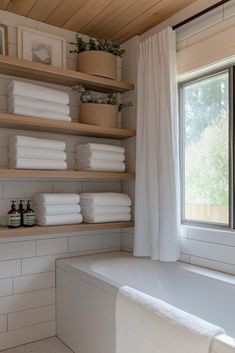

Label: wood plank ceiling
[1,0,198,42]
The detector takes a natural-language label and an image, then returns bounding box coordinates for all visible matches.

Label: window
[180,70,230,226]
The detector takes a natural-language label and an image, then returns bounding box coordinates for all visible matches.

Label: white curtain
[134,27,180,261]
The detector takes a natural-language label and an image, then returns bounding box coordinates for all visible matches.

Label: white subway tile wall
[0,9,122,350]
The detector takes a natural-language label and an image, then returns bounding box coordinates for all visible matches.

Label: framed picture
[0,24,8,55]
[17,26,66,68]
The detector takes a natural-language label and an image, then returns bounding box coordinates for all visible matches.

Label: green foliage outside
[184,73,229,206]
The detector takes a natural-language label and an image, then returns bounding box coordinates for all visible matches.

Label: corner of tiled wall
[120,35,139,253]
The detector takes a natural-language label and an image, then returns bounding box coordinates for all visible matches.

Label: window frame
[178,66,234,230]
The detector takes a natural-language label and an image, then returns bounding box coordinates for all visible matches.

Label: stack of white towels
[80,193,131,223]
[76,143,126,172]
[9,136,67,170]
[34,194,83,226]
[8,80,71,122]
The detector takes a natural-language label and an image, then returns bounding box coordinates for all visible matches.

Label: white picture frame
[17,26,66,68]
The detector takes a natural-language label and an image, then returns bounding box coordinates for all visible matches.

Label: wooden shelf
[0,113,135,139]
[0,169,135,180]
[0,55,134,93]
[0,222,134,238]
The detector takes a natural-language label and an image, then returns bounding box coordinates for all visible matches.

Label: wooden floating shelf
[0,113,136,139]
[0,169,135,180]
[0,55,134,93]
[0,222,134,238]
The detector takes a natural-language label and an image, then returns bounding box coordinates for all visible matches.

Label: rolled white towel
[37,214,83,226]
[9,147,67,161]
[34,193,80,205]
[9,136,66,151]
[76,143,125,154]
[76,159,125,172]
[35,204,81,216]
[83,213,131,223]
[81,206,131,215]
[80,193,131,207]
[9,158,67,170]
[76,149,125,162]
[9,105,71,122]
[8,95,70,115]
[8,80,69,105]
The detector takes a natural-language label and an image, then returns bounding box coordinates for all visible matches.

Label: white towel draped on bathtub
[10,136,66,150]
[80,193,131,207]
[76,143,125,154]
[34,193,80,205]
[37,213,83,226]
[9,158,67,170]
[116,286,225,353]
[8,95,70,115]
[9,147,67,160]
[76,159,125,172]
[8,80,69,105]
[9,104,72,122]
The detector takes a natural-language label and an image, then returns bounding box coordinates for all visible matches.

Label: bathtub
[56,251,235,353]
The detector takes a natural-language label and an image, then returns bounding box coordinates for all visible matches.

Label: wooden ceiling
[1,0,198,42]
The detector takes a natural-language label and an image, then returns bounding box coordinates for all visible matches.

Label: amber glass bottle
[23,200,36,227]
[8,201,21,228]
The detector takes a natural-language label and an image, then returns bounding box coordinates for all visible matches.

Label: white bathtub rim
[57,251,235,288]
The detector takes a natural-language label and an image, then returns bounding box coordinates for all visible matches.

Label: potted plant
[70,37,125,80]
[73,85,132,128]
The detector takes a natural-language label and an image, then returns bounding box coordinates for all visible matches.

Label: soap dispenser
[17,200,25,226]
[8,201,21,228]
[23,200,36,227]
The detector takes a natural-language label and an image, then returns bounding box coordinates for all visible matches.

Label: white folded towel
[34,193,80,205]
[116,286,225,353]
[76,159,125,172]
[9,104,72,122]
[8,80,69,105]
[37,214,83,226]
[9,147,67,161]
[81,206,131,215]
[76,143,125,154]
[35,204,81,216]
[8,95,70,115]
[9,158,67,170]
[9,136,66,151]
[76,149,125,162]
[80,193,131,207]
[83,213,131,223]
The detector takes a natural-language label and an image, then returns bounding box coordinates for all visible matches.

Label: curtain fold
[134,27,180,261]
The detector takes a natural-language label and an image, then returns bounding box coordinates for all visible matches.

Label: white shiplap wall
[0,10,124,350]
[121,0,235,274]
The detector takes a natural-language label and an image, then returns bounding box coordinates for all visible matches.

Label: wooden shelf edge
[0,221,134,238]
[0,169,135,180]
[0,113,136,139]
[0,55,134,93]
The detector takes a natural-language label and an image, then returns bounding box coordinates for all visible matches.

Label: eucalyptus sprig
[73,85,132,112]
[70,36,125,57]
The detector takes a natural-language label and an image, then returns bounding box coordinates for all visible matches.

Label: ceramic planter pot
[79,103,118,128]
[77,51,117,80]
